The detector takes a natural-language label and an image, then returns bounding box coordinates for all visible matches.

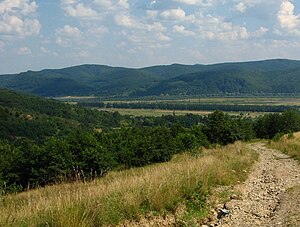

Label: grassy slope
[0,142,258,226]
[268,132,300,162]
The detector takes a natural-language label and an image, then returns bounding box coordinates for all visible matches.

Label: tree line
[1,109,300,194]
[84,101,300,113]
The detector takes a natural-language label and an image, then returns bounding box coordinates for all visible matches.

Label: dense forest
[1,59,300,97]
[1,88,300,194]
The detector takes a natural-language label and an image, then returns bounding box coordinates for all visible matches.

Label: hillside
[141,59,300,96]
[0,88,259,193]
[0,88,123,141]
[1,88,300,226]
[0,142,258,226]
[1,59,300,97]
[2,139,300,226]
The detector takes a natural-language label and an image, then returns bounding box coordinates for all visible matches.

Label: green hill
[0,88,122,141]
[1,59,300,97]
[140,59,300,96]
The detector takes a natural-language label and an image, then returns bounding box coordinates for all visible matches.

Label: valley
[1,59,300,226]
[2,0,300,225]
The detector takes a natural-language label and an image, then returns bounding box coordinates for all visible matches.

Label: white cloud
[251,26,269,38]
[160,8,188,21]
[119,27,172,51]
[173,0,214,6]
[64,3,98,18]
[93,0,129,10]
[93,0,114,8]
[60,0,77,5]
[17,46,31,55]
[196,14,250,41]
[58,25,82,37]
[118,0,129,9]
[56,25,82,46]
[88,25,108,36]
[40,47,58,56]
[150,0,157,6]
[277,0,299,31]
[156,32,171,41]
[114,13,140,28]
[235,2,246,13]
[234,0,265,13]
[147,22,166,32]
[0,0,40,37]
[173,25,195,36]
[0,0,38,15]
[40,47,49,53]
[0,16,40,36]
[146,10,159,20]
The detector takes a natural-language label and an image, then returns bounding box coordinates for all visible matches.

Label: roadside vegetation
[0,142,257,226]
[268,132,300,162]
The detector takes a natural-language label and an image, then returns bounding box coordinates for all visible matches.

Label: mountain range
[1,59,300,97]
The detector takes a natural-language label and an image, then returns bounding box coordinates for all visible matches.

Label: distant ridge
[0,59,300,97]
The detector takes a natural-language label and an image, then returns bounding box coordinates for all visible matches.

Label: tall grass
[268,132,300,162]
[0,142,257,226]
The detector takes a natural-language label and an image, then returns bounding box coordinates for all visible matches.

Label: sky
[1,0,300,74]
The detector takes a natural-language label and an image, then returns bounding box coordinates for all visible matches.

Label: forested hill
[1,59,300,97]
[0,88,123,141]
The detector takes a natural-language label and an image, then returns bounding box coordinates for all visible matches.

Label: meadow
[103,97,300,106]
[97,108,213,117]
[58,96,300,117]
[57,96,300,106]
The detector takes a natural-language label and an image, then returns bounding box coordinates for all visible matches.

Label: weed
[0,142,257,226]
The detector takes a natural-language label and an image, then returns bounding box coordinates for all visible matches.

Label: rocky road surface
[119,142,300,226]
[209,142,300,227]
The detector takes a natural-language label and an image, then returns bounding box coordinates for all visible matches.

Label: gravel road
[210,142,300,227]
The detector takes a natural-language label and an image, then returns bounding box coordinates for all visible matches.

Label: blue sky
[1,0,300,74]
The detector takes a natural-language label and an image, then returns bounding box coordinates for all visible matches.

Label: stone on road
[212,142,300,226]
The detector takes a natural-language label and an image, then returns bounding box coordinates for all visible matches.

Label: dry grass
[96,107,213,117]
[97,108,264,117]
[268,132,300,162]
[0,142,258,226]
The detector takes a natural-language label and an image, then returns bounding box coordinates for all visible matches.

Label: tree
[204,111,233,145]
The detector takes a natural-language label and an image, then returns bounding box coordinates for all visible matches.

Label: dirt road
[211,142,300,226]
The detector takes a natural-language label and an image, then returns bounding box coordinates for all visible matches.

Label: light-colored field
[0,142,257,226]
[98,108,265,117]
[54,96,300,106]
[55,96,96,100]
[170,97,300,106]
[102,97,300,106]
[97,108,213,116]
[55,96,300,117]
